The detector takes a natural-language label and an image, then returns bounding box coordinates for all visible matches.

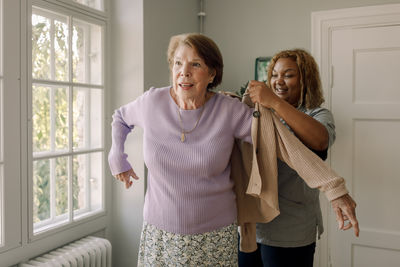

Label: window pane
[73,152,102,218]
[33,85,69,153]
[32,9,69,82]
[55,157,68,217]
[54,87,69,151]
[54,19,69,81]
[73,87,102,149]
[72,0,103,12]
[34,157,70,232]
[33,159,50,223]
[32,85,50,152]
[89,152,102,212]
[32,14,51,80]
[72,19,102,85]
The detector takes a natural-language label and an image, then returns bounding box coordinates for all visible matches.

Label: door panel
[330,25,400,267]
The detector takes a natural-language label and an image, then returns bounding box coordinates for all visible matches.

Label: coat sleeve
[267,105,348,201]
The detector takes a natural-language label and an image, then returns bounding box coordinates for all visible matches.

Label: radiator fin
[19,236,111,267]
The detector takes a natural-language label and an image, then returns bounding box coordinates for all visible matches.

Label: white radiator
[19,236,112,267]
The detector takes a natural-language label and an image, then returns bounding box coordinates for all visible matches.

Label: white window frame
[57,0,107,15]
[29,0,106,238]
[0,0,110,265]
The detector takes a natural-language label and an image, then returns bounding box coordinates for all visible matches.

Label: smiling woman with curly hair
[241,48,357,267]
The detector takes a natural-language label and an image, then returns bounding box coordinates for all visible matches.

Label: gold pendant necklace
[177,104,205,142]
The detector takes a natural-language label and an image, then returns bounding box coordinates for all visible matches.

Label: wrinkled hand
[114,168,139,189]
[247,80,279,108]
[331,194,359,237]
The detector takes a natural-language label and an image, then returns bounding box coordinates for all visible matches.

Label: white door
[329,24,400,266]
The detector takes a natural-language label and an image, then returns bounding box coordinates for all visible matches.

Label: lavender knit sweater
[108,86,253,234]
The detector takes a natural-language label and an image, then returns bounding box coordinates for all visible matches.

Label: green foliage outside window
[33,159,50,222]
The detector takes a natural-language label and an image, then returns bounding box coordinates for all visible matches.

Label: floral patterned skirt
[138,221,238,266]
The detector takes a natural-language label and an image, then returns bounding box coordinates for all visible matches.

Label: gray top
[256,106,336,247]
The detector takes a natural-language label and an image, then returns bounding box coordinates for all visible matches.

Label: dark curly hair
[267,49,324,109]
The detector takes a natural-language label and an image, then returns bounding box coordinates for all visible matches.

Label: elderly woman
[108,34,358,266]
[239,49,356,267]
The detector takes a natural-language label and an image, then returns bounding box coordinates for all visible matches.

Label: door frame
[311,3,400,266]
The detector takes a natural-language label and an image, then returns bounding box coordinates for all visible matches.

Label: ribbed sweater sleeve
[108,89,149,175]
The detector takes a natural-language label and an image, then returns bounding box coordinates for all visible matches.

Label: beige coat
[231,100,348,252]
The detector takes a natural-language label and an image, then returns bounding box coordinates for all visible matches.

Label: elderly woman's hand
[247,80,280,109]
[114,168,139,189]
[331,194,359,237]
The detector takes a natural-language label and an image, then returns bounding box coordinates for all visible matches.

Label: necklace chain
[177,104,205,142]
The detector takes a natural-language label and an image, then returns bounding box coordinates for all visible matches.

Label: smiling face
[270,57,302,107]
[172,44,215,100]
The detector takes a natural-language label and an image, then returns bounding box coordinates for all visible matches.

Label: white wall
[143,0,199,90]
[109,1,144,266]
[203,0,400,92]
